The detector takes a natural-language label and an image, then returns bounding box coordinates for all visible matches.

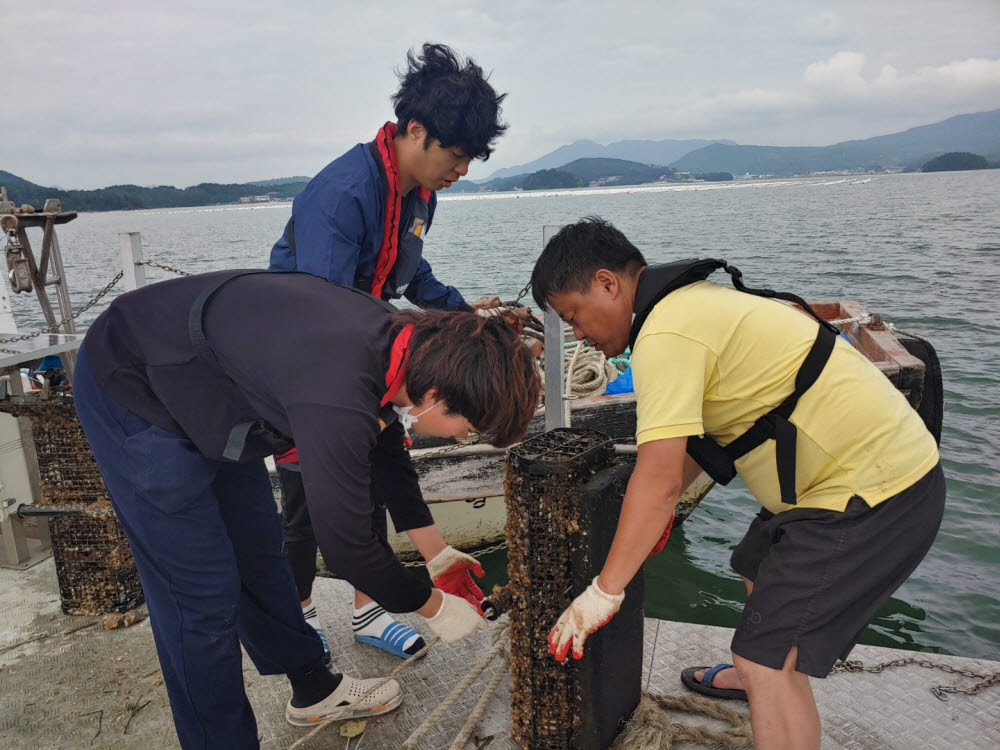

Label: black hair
[392,43,507,161]
[530,217,647,310]
[391,309,540,448]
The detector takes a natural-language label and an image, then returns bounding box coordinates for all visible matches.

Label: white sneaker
[285,673,402,726]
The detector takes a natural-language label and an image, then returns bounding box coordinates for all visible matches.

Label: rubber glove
[426,546,486,613]
[424,591,488,642]
[647,515,675,557]
[548,577,625,662]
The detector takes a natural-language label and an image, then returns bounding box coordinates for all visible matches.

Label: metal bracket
[1,496,52,569]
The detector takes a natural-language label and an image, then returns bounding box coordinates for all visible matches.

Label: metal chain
[0,271,124,345]
[140,259,193,276]
[511,279,532,307]
[399,538,509,567]
[0,257,191,348]
[832,657,1000,700]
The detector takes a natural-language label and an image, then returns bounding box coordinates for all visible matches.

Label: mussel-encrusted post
[0,397,143,614]
[505,428,643,750]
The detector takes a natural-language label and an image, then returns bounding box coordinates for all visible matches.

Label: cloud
[5,2,1000,187]
[552,52,1000,151]
[803,51,870,94]
[801,52,1000,119]
[805,51,1000,99]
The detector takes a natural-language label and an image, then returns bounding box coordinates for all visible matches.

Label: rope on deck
[610,691,752,749]
[399,624,510,749]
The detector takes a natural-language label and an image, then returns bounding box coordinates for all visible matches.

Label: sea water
[9,169,999,661]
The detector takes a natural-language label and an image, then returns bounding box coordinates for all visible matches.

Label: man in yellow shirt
[531,217,944,750]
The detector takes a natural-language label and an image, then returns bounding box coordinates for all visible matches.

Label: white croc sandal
[285,673,402,726]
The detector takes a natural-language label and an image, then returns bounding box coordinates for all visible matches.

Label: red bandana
[381,323,414,407]
[370,122,431,299]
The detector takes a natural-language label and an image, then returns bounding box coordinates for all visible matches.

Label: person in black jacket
[73,270,539,749]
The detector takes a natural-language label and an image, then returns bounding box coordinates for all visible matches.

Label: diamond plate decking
[2,559,998,749]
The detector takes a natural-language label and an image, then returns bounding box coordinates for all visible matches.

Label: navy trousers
[73,348,325,749]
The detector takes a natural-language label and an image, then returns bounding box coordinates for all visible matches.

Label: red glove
[426,546,485,613]
[647,515,675,557]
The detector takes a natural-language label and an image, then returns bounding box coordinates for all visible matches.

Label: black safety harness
[629,259,840,505]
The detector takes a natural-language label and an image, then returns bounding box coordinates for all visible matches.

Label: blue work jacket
[269,142,465,310]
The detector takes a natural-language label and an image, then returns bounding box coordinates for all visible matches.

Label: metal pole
[0,247,17,333]
[46,229,78,377]
[119,232,146,291]
[47,229,76,334]
[542,225,565,431]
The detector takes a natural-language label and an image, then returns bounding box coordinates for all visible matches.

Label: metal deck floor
[2,559,998,749]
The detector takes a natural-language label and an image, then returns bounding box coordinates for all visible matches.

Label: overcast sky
[2,0,998,189]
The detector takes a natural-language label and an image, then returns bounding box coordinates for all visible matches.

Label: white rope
[565,340,619,400]
[445,649,510,750]
[827,313,872,328]
[399,628,510,749]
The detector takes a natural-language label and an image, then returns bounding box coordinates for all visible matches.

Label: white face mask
[392,400,441,433]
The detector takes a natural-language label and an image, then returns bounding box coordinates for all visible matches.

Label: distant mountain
[483,137,732,181]
[249,176,311,186]
[602,138,736,166]
[0,170,308,212]
[560,158,672,184]
[523,169,587,190]
[921,152,992,172]
[468,157,674,193]
[671,109,1000,176]
[440,179,483,194]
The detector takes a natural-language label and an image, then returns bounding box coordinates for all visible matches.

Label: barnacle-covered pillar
[0,397,143,614]
[505,428,643,750]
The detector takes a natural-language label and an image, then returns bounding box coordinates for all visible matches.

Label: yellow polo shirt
[632,281,939,514]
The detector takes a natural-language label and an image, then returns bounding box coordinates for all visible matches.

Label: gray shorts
[729,463,945,677]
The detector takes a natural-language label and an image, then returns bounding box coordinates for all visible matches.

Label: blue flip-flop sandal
[355,621,427,660]
[680,663,748,701]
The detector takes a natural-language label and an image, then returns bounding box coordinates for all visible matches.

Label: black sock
[287,661,344,708]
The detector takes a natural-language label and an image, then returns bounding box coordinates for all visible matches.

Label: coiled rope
[539,340,622,424]
[610,692,752,749]
[565,340,620,399]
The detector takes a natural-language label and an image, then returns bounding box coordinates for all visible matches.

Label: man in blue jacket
[269,42,507,661]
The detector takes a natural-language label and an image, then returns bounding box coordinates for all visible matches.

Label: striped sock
[302,604,330,653]
[352,602,423,655]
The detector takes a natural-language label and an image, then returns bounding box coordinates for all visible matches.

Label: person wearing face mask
[268,42,512,661]
[73,270,540,748]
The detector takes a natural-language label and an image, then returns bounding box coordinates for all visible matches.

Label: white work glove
[426,546,486,612]
[475,305,511,318]
[548,577,625,662]
[424,591,488,642]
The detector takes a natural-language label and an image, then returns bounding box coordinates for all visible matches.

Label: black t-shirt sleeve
[287,402,433,613]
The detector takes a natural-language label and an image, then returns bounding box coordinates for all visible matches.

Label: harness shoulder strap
[629,259,728,349]
[188,270,269,366]
[722,325,837,504]
[187,270,283,460]
[630,259,840,505]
